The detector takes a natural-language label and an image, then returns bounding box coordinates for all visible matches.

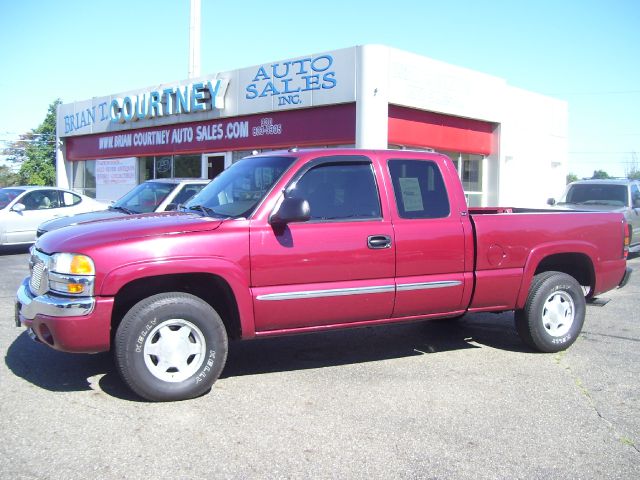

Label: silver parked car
[549,178,640,252]
[36,178,208,237]
[0,186,106,246]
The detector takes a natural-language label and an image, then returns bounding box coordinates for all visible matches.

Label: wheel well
[111,273,242,342]
[534,253,594,291]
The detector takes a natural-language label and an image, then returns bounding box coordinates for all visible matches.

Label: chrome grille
[30,262,45,291]
[29,250,50,296]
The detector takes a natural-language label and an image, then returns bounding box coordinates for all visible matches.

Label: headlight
[51,253,95,275]
[49,253,95,296]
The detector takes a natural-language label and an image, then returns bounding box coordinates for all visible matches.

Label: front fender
[99,256,256,337]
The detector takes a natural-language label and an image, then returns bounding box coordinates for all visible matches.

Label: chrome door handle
[367,235,392,249]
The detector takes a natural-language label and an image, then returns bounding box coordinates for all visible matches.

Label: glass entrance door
[206,155,225,180]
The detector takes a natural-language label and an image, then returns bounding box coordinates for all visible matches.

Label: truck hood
[36,212,223,253]
[39,209,126,234]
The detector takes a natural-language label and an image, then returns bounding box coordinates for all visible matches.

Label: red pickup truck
[16,148,631,401]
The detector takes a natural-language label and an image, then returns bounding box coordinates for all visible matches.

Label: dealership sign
[57,47,356,138]
[236,49,355,115]
[109,79,228,124]
[245,55,337,107]
[65,104,356,161]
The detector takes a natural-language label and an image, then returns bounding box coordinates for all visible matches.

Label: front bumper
[15,277,113,353]
[16,277,95,321]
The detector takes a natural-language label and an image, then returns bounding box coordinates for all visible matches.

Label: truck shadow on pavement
[5,332,139,400]
[5,312,530,401]
[221,311,529,378]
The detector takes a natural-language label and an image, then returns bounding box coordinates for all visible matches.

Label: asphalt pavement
[1,245,638,479]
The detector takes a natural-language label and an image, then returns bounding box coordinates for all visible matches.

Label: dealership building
[56,45,567,207]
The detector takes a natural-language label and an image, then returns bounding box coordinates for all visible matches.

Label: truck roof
[569,179,638,186]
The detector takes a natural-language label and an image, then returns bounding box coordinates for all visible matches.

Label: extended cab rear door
[383,153,474,317]
[250,153,396,332]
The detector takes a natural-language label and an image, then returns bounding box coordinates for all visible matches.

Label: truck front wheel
[515,271,586,353]
[114,292,228,401]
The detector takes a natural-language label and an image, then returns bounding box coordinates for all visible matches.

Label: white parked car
[0,186,106,246]
[36,179,208,238]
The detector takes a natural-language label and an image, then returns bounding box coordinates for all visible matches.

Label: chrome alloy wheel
[143,319,206,382]
[541,291,575,337]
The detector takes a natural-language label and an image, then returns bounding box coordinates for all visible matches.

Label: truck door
[250,155,395,332]
[385,156,471,317]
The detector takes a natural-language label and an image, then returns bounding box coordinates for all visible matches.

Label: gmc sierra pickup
[16,148,631,401]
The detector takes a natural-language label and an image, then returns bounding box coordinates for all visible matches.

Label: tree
[3,99,61,186]
[627,152,640,180]
[566,173,578,184]
[0,165,19,187]
[591,169,611,179]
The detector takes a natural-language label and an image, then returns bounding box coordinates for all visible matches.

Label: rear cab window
[388,159,450,219]
[564,184,628,207]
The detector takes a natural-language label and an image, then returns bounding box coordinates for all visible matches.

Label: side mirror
[165,203,178,211]
[546,198,556,206]
[11,203,25,213]
[633,198,640,209]
[269,197,310,226]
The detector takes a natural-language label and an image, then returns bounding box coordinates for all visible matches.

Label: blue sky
[1,0,638,178]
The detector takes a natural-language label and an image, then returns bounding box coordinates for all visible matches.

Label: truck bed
[467,208,627,311]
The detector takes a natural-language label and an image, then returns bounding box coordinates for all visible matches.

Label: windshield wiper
[109,205,138,214]
[188,204,212,216]
[187,204,230,218]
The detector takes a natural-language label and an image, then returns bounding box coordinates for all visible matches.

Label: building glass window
[137,155,204,180]
[174,154,201,178]
[439,150,485,207]
[155,156,173,179]
[72,162,84,190]
[73,155,205,200]
[72,160,96,198]
[461,153,483,192]
[232,150,256,163]
[139,157,153,182]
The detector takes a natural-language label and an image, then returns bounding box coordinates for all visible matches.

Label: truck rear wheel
[114,292,228,401]
[515,271,585,353]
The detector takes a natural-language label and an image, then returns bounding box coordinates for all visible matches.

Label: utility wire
[544,89,640,95]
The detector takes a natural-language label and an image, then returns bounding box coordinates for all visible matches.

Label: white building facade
[56,45,568,207]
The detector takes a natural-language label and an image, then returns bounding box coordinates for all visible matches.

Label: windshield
[112,182,177,214]
[184,155,295,218]
[0,188,24,209]
[561,184,628,206]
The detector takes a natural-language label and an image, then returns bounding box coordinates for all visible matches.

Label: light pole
[188,0,202,79]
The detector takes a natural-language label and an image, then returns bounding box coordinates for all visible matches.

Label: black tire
[114,292,228,401]
[515,271,586,353]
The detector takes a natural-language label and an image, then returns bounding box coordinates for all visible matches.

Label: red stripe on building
[388,105,494,155]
